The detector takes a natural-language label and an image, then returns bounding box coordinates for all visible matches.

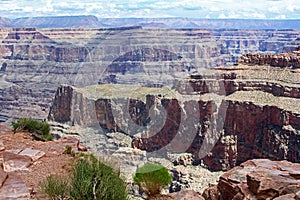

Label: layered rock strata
[1,28,300,123]
[238,46,300,69]
[48,64,300,171]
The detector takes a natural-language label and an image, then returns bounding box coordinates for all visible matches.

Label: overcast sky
[0,0,299,19]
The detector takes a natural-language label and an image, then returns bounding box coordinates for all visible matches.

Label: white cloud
[275,15,286,19]
[218,13,227,19]
[268,6,280,13]
[0,0,299,19]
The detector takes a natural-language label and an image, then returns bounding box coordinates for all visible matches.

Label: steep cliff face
[238,48,300,69]
[1,28,300,123]
[48,64,300,171]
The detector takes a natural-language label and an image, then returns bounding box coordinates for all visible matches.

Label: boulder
[204,159,300,200]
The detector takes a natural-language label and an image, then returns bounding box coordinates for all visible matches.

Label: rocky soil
[0,124,79,199]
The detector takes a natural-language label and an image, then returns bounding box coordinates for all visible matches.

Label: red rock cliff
[48,63,300,171]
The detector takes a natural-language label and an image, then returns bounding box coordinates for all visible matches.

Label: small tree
[133,162,172,198]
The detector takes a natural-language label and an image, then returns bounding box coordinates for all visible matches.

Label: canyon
[0,27,300,124]
[48,60,300,171]
[0,18,299,198]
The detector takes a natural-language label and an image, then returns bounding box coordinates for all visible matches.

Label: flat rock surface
[0,173,30,199]
[0,124,76,199]
[3,151,32,172]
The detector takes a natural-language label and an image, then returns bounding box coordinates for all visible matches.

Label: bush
[11,118,53,141]
[69,155,128,200]
[40,154,128,200]
[133,162,172,198]
[40,175,69,200]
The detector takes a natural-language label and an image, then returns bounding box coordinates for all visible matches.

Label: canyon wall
[238,46,300,68]
[48,64,300,171]
[1,28,300,123]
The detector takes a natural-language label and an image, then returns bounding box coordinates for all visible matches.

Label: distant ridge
[99,18,300,29]
[0,17,13,27]
[12,15,103,28]
[0,15,299,29]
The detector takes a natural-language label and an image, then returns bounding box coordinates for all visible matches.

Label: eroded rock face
[238,49,300,69]
[1,28,300,123]
[48,64,300,171]
[203,159,300,200]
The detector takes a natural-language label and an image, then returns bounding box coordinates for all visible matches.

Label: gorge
[48,61,300,171]
[0,27,300,124]
[0,18,299,199]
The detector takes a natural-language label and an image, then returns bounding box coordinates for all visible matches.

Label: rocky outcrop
[202,159,300,200]
[48,64,300,171]
[1,28,300,123]
[238,48,300,69]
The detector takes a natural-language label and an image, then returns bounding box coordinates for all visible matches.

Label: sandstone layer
[238,46,300,69]
[48,63,300,171]
[1,28,300,123]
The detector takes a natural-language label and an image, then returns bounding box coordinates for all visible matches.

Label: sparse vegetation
[133,162,172,198]
[11,118,53,141]
[64,145,88,158]
[40,154,128,200]
[65,145,73,155]
[40,175,69,200]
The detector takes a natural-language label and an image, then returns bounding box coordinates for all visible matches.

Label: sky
[0,0,300,19]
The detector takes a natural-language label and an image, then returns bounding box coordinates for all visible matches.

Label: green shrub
[40,154,128,200]
[69,155,128,200]
[64,145,73,155]
[40,175,69,200]
[11,118,53,141]
[133,162,172,198]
